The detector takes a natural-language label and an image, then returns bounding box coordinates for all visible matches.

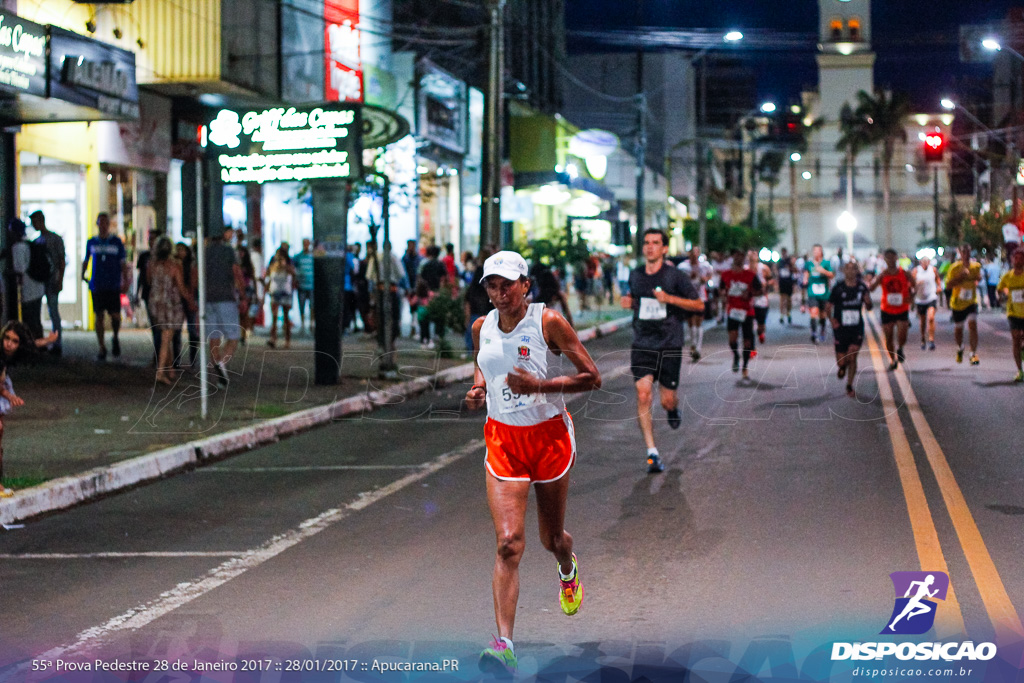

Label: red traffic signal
[923,133,945,162]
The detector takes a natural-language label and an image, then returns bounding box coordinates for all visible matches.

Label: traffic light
[923,132,945,162]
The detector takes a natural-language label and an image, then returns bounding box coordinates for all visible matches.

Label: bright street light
[724,31,743,42]
[982,38,1002,51]
[760,102,777,114]
[940,98,955,111]
[790,152,801,162]
[802,171,812,180]
[837,210,857,253]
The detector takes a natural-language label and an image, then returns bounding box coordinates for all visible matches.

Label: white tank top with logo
[913,265,938,303]
[477,303,565,427]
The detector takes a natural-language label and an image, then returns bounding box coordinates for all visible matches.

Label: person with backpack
[9,219,48,341]
[29,211,65,355]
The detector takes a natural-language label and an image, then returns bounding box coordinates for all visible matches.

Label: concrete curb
[0,315,632,525]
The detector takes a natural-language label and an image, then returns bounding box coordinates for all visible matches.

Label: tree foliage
[682,210,781,253]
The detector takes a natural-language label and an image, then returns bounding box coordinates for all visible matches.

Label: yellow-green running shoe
[558,553,583,615]
[479,637,517,675]
[1015,370,1024,383]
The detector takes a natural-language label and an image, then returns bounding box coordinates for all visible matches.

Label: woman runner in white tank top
[465,251,601,674]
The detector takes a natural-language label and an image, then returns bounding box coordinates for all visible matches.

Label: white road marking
[8,439,484,673]
[0,552,245,559]
[199,465,425,472]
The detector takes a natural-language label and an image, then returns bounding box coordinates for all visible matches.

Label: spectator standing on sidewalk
[464,248,494,351]
[418,245,446,293]
[203,228,246,386]
[9,219,47,341]
[237,246,259,343]
[402,240,422,338]
[148,236,194,385]
[176,242,199,365]
[442,242,459,287]
[354,243,372,332]
[136,230,161,364]
[293,238,315,333]
[82,213,129,361]
[367,240,407,341]
[983,256,1004,310]
[266,245,297,349]
[30,211,65,355]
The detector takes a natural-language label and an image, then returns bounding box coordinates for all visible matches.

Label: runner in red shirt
[869,248,914,371]
[719,249,763,379]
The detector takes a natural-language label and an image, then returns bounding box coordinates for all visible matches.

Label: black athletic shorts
[726,315,756,340]
[630,347,683,389]
[880,310,909,325]
[951,304,979,324]
[834,326,864,354]
[778,282,795,296]
[754,306,769,325]
[91,289,121,315]
[916,301,937,317]
[1009,316,1024,332]
[807,297,829,311]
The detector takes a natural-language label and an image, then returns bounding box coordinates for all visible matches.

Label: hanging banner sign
[207,103,363,184]
[0,9,47,97]
[325,0,362,102]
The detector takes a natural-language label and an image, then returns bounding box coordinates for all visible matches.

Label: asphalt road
[1,303,1023,682]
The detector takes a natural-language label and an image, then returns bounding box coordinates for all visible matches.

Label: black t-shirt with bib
[628,263,698,349]
[829,280,870,329]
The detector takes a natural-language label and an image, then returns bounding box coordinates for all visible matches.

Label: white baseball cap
[481,251,529,282]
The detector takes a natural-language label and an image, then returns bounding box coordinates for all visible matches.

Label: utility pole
[481,0,506,249]
[697,56,708,252]
[634,53,646,254]
[789,156,799,254]
[933,166,940,243]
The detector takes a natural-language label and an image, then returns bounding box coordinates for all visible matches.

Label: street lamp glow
[837,210,857,233]
[940,98,956,111]
[983,38,1002,51]
[724,31,743,42]
[790,152,801,162]
[760,102,777,113]
[802,171,812,180]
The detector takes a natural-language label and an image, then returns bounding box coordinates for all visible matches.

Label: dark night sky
[565,0,1020,110]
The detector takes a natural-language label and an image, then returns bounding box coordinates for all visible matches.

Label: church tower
[816,0,874,122]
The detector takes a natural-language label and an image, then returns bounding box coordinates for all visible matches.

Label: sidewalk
[1,302,628,514]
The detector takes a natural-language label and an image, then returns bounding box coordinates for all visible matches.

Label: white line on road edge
[0,317,631,526]
[3,439,484,677]
[198,464,427,472]
[0,551,246,559]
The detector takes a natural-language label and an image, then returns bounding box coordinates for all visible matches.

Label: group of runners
[463,234,1024,675]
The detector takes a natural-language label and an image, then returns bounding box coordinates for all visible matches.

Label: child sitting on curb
[0,357,24,497]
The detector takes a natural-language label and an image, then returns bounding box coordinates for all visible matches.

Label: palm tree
[758,150,785,216]
[854,89,912,249]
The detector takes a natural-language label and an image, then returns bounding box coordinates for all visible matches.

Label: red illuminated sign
[923,133,945,162]
[325,0,363,102]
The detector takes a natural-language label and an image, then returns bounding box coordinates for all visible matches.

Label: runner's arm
[464,316,488,410]
[507,310,600,395]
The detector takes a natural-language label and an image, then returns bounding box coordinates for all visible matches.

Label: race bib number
[811,283,827,296]
[754,295,769,308]
[638,297,667,320]
[728,307,748,321]
[959,288,975,302]
[779,268,790,278]
[841,309,861,326]
[495,373,545,414]
[728,281,748,297]
[886,293,904,307]
[1012,289,1024,304]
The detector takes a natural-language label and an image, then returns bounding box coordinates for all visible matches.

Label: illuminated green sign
[207,103,362,184]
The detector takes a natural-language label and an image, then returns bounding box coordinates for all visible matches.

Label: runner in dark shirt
[621,229,702,473]
[826,261,873,399]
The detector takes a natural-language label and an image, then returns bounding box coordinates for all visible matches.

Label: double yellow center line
[864,314,1024,644]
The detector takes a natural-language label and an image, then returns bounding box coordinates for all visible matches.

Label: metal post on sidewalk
[378,173,396,375]
[196,160,208,420]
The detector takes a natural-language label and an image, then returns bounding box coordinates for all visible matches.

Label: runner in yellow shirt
[944,244,983,365]
[996,249,1024,382]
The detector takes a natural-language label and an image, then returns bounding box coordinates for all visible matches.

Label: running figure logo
[881,571,949,635]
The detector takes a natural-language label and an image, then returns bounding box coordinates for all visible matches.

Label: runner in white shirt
[912,255,942,351]
[678,247,714,360]
[747,250,774,344]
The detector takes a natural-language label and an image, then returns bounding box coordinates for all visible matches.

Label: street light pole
[481,0,506,249]
[697,55,708,252]
[634,53,646,255]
